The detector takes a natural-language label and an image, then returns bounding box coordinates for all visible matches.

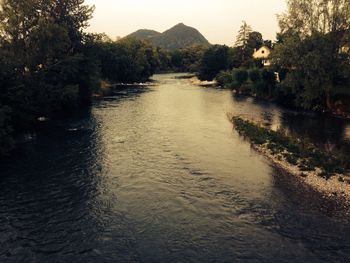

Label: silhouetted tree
[198,45,229,81]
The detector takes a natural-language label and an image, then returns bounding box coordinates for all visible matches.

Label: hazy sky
[84,0,287,46]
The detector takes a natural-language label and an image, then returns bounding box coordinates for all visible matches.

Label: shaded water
[1,74,350,262]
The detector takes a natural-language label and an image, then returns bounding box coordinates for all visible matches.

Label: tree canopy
[0,0,160,156]
[272,0,350,110]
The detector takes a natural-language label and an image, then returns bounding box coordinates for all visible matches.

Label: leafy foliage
[198,45,229,81]
[167,45,207,73]
[235,22,265,62]
[0,0,161,156]
[272,0,350,110]
[235,21,253,50]
[216,70,234,87]
[234,69,249,86]
[95,37,158,83]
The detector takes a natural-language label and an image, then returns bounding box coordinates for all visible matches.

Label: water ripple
[1,74,350,262]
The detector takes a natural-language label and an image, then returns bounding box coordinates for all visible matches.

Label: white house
[253,46,271,66]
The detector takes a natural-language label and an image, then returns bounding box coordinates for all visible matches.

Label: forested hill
[127,29,161,41]
[126,23,211,50]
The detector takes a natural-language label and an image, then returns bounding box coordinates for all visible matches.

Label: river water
[1,74,350,262]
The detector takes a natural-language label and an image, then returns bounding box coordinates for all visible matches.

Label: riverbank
[230,115,350,202]
[215,68,350,120]
[4,73,350,262]
[190,76,217,87]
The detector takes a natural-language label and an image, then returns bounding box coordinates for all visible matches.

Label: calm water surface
[1,74,350,262]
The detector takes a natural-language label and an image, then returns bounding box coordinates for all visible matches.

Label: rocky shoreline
[190,76,217,87]
[230,116,350,204]
[252,143,350,203]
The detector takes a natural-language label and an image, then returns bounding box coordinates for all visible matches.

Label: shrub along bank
[231,116,349,178]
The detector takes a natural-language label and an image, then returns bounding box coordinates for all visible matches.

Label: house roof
[253,46,271,59]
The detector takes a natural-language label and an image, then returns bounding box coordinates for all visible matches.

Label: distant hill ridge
[126,23,210,50]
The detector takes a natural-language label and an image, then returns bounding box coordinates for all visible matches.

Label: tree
[0,0,97,156]
[263,40,273,49]
[216,70,234,87]
[234,69,248,87]
[278,0,350,38]
[249,69,261,83]
[247,31,264,50]
[93,37,158,83]
[156,48,171,72]
[235,21,252,48]
[261,69,276,98]
[273,0,350,110]
[0,0,94,72]
[0,0,40,72]
[46,0,95,49]
[198,45,229,81]
[227,47,243,68]
[235,21,253,61]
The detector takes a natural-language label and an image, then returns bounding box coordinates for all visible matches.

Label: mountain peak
[127,29,161,40]
[126,23,210,51]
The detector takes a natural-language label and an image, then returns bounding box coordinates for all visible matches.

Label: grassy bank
[231,116,349,179]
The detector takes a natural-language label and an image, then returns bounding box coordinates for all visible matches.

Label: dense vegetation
[155,44,208,73]
[232,116,349,178]
[209,1,350,113]
[93,36,158,83]
[197,21,269,81]
[272,0,350,111]
[0,0,159,156]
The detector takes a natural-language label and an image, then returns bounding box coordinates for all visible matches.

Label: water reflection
[1,74,350,262]
[0,112,116,261]
[231,94,350,154]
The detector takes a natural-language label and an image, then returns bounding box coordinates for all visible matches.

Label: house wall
[253,46,271,59]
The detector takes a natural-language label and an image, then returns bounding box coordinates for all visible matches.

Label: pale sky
[84,0,287,46]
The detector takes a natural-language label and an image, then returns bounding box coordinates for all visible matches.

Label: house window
[262,50,265,54]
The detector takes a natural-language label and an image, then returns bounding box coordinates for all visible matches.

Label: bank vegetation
[231,116,350,199]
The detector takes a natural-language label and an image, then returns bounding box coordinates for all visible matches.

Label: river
[1,73,350,262]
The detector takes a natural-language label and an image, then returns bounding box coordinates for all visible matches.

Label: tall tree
[198,45,229,81]
[273,0,350,110]
[0,0,40,72]
[44,0,95,51]
[247,31,264,50]
[0,0,96,125]
[278,0,350,37]
[0,0,94,74]
[235,21,252,48]
[235,21,252,61]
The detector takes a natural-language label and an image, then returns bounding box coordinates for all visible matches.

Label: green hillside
[126,23,210,50]
[127,29,161,41]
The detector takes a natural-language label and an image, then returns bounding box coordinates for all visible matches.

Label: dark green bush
[249,69,261,83]
[216,70,234,87]
[234,69,249,86]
